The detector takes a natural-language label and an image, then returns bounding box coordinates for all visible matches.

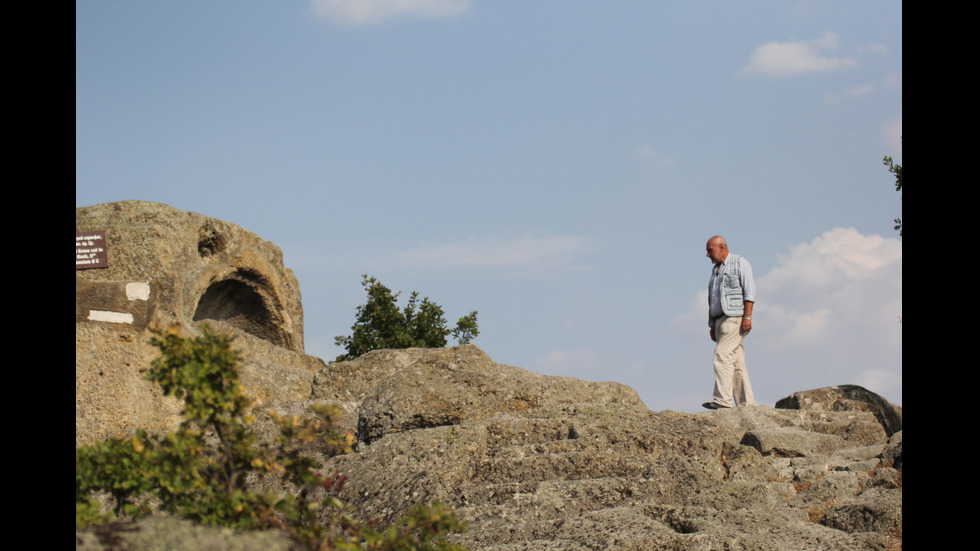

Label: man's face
[706,241,727,264]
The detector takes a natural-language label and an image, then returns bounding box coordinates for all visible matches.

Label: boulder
[76,200,305,351]
[775,384,902,436]
[880,430,903,471]
[317,345,646,444]
[76,201,322,445]
[822,487,903,537]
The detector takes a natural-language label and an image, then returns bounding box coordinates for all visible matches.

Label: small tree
[334,275,479,362]
[451,311,480,345]
[883,139,902,236]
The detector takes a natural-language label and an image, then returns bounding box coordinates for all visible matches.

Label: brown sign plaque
[76,231,108,269]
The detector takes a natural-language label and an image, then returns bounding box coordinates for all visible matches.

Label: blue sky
[76,1,902,412]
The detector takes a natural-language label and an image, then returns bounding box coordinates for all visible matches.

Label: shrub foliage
[76,324,467,550]
[334,275,479,362]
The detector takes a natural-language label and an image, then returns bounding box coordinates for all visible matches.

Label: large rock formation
[76,201,325,445]
[76,202,901,550]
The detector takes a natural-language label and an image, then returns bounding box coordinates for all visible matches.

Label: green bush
[76,324,467,550]
[334,275,479,362]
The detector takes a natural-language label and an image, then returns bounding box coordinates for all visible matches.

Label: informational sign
[76,231,108,269]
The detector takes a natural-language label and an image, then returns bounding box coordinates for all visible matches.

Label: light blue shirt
[708,253,756,325]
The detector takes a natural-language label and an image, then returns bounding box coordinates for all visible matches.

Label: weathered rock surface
[322,346,646,444]
[776,385,903,437]
[76,201,324,445]
[306,347,901,550]
[75,517,300,551]
[76,201,305,350]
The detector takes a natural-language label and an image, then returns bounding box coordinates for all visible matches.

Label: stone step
[456,475,666,516]
[452,480,682,548]
[481,416,582,450]
[473,449,673,485]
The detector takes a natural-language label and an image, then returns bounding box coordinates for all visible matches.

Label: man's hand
[740,317,752,333]
[741,301,754,334]
[709,327,716,342]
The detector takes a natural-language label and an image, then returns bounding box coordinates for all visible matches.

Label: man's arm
[739,256,756,334]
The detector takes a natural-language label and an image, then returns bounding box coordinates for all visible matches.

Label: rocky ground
[77,346,901,550]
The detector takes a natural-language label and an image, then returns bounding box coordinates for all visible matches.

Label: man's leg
[711,316,744,407]
[731,340,756,406]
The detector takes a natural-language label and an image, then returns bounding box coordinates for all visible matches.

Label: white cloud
[309,0,470,26]
[395,234,597,274]
[765,228,901,284]
[759,229,901,343]
[755,228,902,401]
[740,31,858,76]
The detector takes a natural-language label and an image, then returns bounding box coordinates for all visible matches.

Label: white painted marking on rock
[126,282,151,301]
[88,310,134,324]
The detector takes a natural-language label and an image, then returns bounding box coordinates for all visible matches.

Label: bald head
[706,235,729,264]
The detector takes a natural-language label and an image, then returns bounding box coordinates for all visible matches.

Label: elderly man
[703,235,757,409]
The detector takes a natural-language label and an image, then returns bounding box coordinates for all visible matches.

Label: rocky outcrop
[312,346,645,444]
[76,201,324,445]
[76,200,305,351]
[305,347,901,551]
[776,384,903,437]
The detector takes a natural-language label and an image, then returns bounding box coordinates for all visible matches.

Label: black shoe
[702,402,729,410]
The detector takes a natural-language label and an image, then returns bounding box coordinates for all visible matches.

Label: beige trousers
[711,315,756,407]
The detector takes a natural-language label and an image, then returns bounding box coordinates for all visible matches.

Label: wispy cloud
[823,83,875,104]
[636,145,675,168]
[739,31,858,76]
[824,72,902,105]
[882,71,902,90]
[309,0,470,26]
[395,234,598,274]
[881,112,902,154]
[858,43,890,56]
